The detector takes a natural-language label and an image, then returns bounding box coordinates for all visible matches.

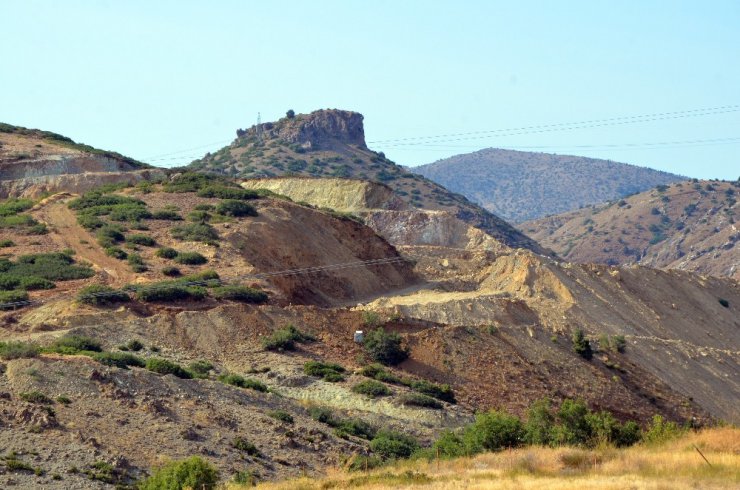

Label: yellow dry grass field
[241,427,739,490]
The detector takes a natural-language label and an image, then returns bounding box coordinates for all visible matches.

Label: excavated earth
[0,178,738,488]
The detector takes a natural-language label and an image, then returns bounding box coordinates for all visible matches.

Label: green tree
[139,456,218,490]
[572,329,593,360]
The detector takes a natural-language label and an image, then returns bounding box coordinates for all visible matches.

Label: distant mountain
[413,148,687,222]
[519,180,740,280]
[187,109,546,253]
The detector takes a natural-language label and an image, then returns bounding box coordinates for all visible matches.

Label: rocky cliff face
[239,109,366,151]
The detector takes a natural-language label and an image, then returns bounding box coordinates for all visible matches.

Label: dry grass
[236,427,739,489]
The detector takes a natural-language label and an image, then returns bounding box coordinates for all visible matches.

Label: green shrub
[211,285,267,303]
[370,430,419,460]
[171,223,218,243]
[161,266,181,277]
[407,379,455,403]
[215,200,257,217]
[105,246,128,260]
[150,209,182,220]
[197,186,260,200]
[187,210,211,222]
[194,204,214,211]
[363,328,408,366]
[20,391,54,404]
[232,437,260,456]
[134,283,207,302]
[0,289,29,306]
[145,358,192,379]
[92,352,145,369]
[398,393,442,409]
[188,360,214,377]
[126,339,144,351]
[218,373,268,392]
[0,341,40,360]
[138,456,218,490]
[304,360,346,381]
[358,364,402,384]
[126,234,156,246]
[77,284,130,306]
[335,418,377,440]
[612,335,626,353]
[267,410,294,424]
[262,324,315,351]
[523,398,555,446]
[346,455,383,472]
[173,252,208,265]
[0,198,34,216]
[163,173,232,193]
[155,247,179,259]
[0,239,14,247]
[96,225,126,247]
[352,379,391,398]
[642,414,684,445]
[572,329,593,360]
[308,406,337,425]
[463,410,524,452]
[4,252,93,281]
[16,276,55,290]
[50,335,102,354]
[552,399,591,446]
[56,395,72,405]
[432,430,467,459]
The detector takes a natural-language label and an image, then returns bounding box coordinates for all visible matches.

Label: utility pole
[256,112,263,143]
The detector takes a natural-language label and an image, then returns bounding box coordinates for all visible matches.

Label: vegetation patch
[139,456,218,490]
[171,222,219,243]
[92,352,145,369]
[215,199,258,217]
[218,373,268,392]
[267,410,294,424]
[173,251,208,265]
[352,379,391,398]
[77,284,130,306]
[397,393,442,410]
[262,324,316,351]
[145,358,192,379]
[304,360,346,382]
[363,328,408,366]
[211,285,267,303]
[0,341,40,360]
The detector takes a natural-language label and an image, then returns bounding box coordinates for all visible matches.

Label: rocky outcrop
[239,109,366,151]
[0,169,165,199]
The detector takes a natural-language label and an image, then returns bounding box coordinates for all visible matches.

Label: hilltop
[413,148,686,222]
[0,123,162,199]
[520,180,740,280]
[186,110,546,253]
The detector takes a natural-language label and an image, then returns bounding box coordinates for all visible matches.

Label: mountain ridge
[413,148,687,222]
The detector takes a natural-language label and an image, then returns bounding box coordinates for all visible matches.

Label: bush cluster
[173,252,208,265]
[145,358,192,379]
[218,373,268,392]
[308,406,377,440]
[304,361,346,382]
[215,200,258,217]
[351,379,391,398]
[171,223,219,243]
[358,364,456,404]
[362,328,408,366]
[139,457,218,490]
[262,324,316,351]
[210,285,267,303]
[77,284,130,306]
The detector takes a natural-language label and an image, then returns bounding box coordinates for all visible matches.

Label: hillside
[413,148,686,222]
[0,123,162,199]
[186,110,546,253]
[0,174,737,488]
[520,180,740,280]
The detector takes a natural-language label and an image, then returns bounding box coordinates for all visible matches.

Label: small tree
[572,329,593,360]
[139,457,218,490]
[363,328,408,366]
[286,109,295,119]
[523,398,555,446]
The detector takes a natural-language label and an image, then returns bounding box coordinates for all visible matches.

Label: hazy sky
[2,0,739,179]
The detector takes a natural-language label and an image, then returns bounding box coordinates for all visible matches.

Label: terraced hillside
[187,109,546,253]
[520,180,740,279]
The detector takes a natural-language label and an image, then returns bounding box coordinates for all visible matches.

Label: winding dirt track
[32,194,135,286]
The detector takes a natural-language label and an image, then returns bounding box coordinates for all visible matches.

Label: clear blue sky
[2,0,738,179]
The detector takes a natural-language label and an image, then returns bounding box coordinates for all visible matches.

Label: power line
[388,136,740,152]
[368,104,740,146]
[0,256,409,311]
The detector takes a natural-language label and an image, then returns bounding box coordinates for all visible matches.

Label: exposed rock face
[242,177,507,251]
[242,177,405,213]
[240,109,366,151]
[0,169,165,199]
